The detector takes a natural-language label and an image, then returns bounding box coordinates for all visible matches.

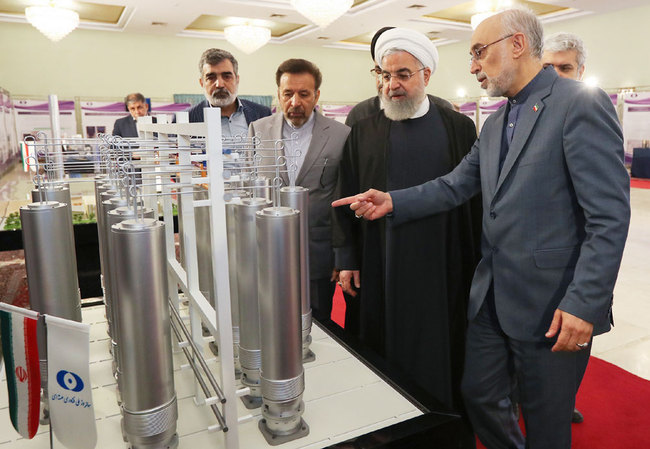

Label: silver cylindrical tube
[246,175,271,200]
[279,186,314,362]
[96,187,118,293]
[106,206,155,400]
[111,218,177,449]
[256,206,309,442]
[225,190,248,376]
[31,184,71,206]
[194,188,213,305]
[236,197,271,407]
[20,201,82,417]
[20,201,81,320]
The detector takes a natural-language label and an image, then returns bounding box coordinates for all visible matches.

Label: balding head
[470,8,544,97]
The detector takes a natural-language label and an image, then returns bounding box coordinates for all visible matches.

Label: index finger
[332,195,365,208]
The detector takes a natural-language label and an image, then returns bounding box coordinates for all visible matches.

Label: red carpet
[331,288,650,448]
[473,356,650,448]
[631,177,650,189]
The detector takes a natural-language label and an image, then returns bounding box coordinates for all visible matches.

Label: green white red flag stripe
[0,303,41,439]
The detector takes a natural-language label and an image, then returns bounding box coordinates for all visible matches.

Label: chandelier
[25,3,80,42]
[291,0,353,28]
[224,25,272,54]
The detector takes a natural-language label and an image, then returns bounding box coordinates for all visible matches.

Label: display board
[79,100,191,138]
[320,104,354,124]
[459,101,478,129]
[13,99,77,140]
[478,98,507,133]
[622,92,650,165]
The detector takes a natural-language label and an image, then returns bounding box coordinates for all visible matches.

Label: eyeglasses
[370,67,381,76]
[469,34,514,64]
[381,67,426,83]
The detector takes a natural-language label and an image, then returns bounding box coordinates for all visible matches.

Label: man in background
[543,32,587,81]
[187,48,270,133]
[112,92,150,137]
[249,59,350,324]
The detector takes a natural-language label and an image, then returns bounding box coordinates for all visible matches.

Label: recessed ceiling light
[407,4,426,9]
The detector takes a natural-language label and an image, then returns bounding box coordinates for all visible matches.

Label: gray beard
[382,93,421,121]
[205,89,237,107]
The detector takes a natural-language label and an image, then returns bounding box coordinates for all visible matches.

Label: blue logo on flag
[56,370,85,392]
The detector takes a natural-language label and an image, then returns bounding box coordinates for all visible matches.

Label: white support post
[204,107,239,449]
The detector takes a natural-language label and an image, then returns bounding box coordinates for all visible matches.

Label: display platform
[1,304,426,449]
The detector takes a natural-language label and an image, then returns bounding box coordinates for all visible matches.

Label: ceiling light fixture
[470,11,496,29]
[224,24,271,54]
[291,0,353,28]
[25,2,79,42]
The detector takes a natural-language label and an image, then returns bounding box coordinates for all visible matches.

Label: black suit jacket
[187,98,271,124]
[112,115,138,137]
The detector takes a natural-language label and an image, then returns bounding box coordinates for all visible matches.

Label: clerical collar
[409,97,430,119]
[508,67,546,106]
[283,109,316,130]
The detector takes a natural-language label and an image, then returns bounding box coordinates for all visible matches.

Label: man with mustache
[187,48,270,133]
[249,59,350,325]
[333,8,629,448]
[332,28,481,446]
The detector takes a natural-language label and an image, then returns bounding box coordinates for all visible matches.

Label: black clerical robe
[333,99,481,412]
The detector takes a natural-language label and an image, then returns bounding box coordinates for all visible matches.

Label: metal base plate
[240,394,263,409]
[302,349,316,363]
[258,418,309,446]
[130,432,179,449]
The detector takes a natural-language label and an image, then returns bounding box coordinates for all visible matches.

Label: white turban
[374,28,439,74]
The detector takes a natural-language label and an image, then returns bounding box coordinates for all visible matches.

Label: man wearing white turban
[333,28,481,447]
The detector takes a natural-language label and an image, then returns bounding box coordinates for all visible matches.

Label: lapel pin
[533,104,539,112]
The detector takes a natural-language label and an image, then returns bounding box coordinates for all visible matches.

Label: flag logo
[15,366,28,383]
[533,104,539,112]
[57,370,85,392]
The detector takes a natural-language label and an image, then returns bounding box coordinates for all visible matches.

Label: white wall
[0,21,376,104]
[1,3,649,104]
[433,3,650,101]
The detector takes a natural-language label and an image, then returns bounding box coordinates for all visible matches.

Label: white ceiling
[2,0,648,50]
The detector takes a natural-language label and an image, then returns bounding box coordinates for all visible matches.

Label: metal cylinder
[111,218,177,449]
[106,205,155,402]
[236,197,271,407]
[95,186,118,293]
[246,175,271,200]
[194,188,213,305]
[20,201,82,421]
[31,184,71,206]
[280,186,314,362]
[256,206,309,443]
[20,201,81,320]
[225,190,248,376]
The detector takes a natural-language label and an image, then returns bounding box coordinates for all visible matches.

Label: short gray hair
[198,48,239,75]
[499,8,544,59]
[544,32,587,68]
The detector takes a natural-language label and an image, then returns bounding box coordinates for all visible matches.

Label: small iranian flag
[0,303,41,439]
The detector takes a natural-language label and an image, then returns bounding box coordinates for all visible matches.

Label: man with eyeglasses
[332,28,481,447]
[333,8,629,449]
[187,48,271,133]
[345,27,453,128]
[249,59,350,325]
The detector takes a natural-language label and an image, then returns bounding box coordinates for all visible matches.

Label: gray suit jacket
[249,111,351,279]
[391,67,630,341]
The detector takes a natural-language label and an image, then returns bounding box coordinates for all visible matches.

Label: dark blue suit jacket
[112,115,138,137]
[186,99,271,124]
